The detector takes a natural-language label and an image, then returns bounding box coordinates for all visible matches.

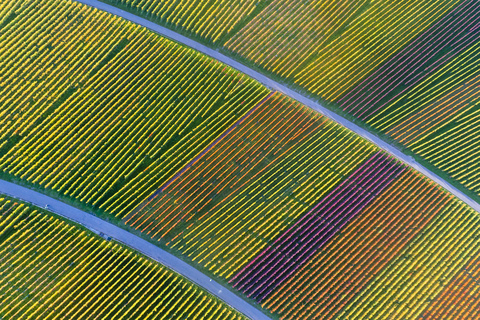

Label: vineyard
[225,0,369,78]
[126,92,377,278]
[124,92,480,318]
[231,152,406,302]
[420,253,480,319]
[104,0,480,199]
[103,0,270,43]
[2,0,480,319]
[339,0,480,197]
[0,196,247,320]
[0,0,269,216]
[262,170,478,319]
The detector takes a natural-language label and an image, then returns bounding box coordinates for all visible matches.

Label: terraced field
[0,196,247,320]
[104,0,480,200]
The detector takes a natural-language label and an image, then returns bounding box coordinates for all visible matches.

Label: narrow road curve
[0,180,271,320]
[76,0,480,213]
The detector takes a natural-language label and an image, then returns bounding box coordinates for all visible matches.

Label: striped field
[0,196,247,320]
[126,92,377,279]
[1,1,480,319]
[104,0,480,199]
[0,0,269,217]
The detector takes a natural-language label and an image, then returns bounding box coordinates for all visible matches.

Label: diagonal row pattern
[230,151,405,301]
[0,197,247,320]
[338,0,480,121]
[263,169,453,319]
[125,92,377,279]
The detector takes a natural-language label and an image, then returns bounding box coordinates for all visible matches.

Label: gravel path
[75,0,480,213]
[0,179,272,320]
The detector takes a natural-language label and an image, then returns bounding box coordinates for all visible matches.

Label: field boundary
[74,0,480,213]
[127,91,274,224]
[0,179,272,320]
[148,91,274,197]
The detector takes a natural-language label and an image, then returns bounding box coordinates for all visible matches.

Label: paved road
[76,0,480,214]
[4,2,476,317]
[0,179,271,320]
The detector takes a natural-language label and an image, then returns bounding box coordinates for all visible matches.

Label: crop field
[292,0,461,99]
[339,0,480,197]
[0,0,269,215]
[125,92,377,278]
[0,196,247,320]
[420,253,480,319]
[231,151,406,301]
[225,0,369,78]
[124,91,480,319]
[104,0,480,199]
[228,0,480,199]
[262,170,477,319]
[2,0,480,319]
[104,0,270,43]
